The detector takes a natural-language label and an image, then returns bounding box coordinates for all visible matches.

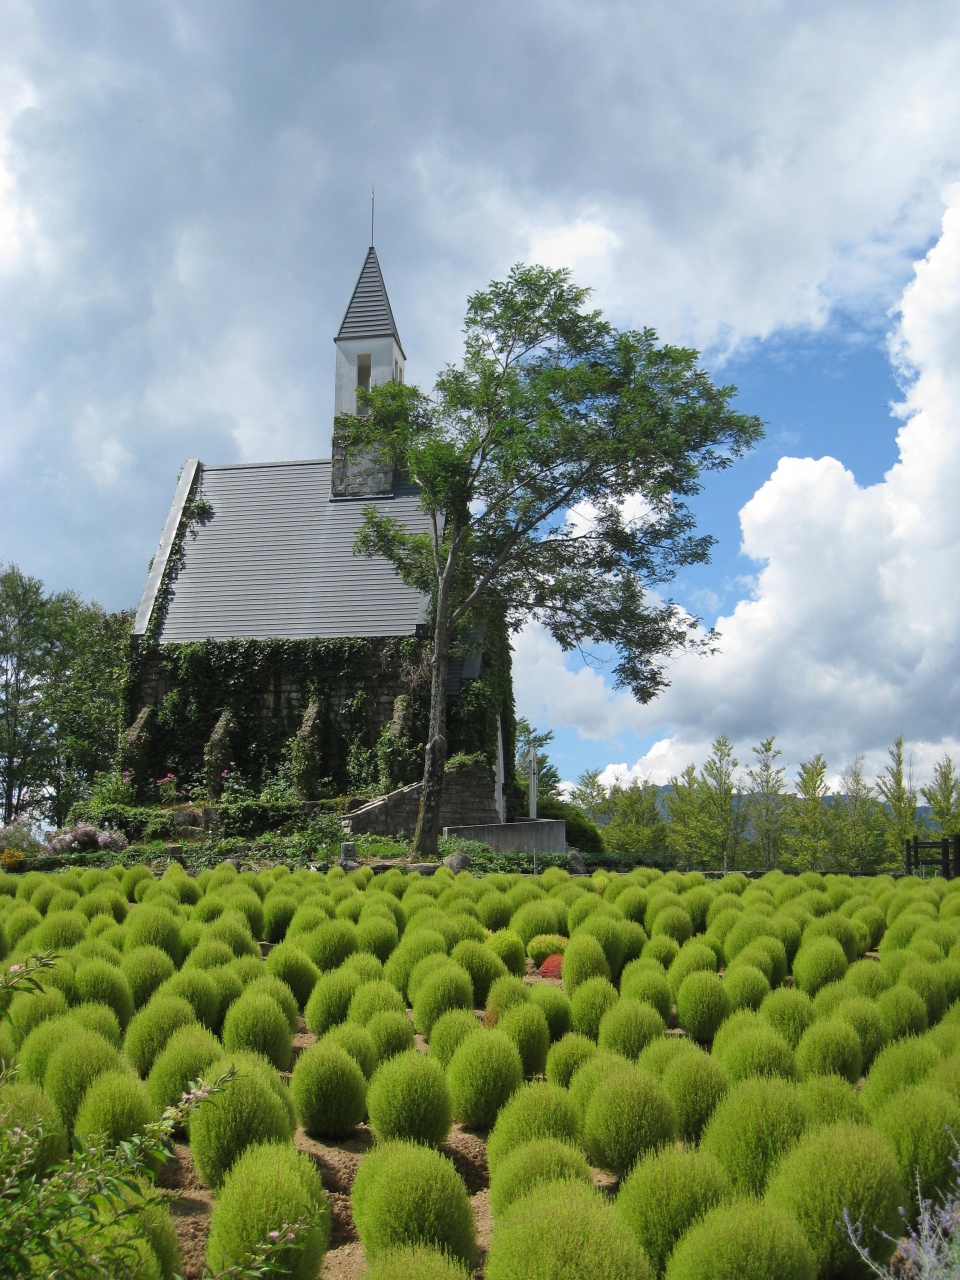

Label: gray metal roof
[336,247,404,354]
[151,460,432,643]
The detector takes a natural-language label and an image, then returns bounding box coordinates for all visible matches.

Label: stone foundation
[343,760,499,840]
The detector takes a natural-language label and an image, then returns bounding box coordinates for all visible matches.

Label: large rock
[567,850,587,874]
[443,850,472,874]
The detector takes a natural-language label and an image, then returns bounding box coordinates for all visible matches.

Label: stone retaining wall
[342,760,499,840]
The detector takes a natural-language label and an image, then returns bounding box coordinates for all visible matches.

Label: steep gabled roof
[336,246,405,356]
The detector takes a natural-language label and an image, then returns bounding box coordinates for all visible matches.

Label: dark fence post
[943,836,951,879]
[905,838,911,873]
[913,834,920,874]
[953,834,960,879]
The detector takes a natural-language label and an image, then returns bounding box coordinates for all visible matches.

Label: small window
[393,359,398,381]
[357,355,371,414]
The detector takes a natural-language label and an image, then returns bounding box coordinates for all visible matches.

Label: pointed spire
[336,246,405,356]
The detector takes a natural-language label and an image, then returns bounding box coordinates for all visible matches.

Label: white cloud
[514,183,960,789]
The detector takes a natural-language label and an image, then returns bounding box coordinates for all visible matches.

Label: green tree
[698,734,747,872]
[342,264,762,854]
[0,566,55,822]
[514,717,562,798]
[604,776,668,859]
[666,764,707,869]
[875,735,919,865]
[829,757,888,874]
[744,736,788,870]
[569,767,613,825]
[921,755,960,835]
[789,754,830,871]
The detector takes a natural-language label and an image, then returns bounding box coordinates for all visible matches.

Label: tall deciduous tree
[744,736,788,870]
[790,754,830,871]
[875,735,919,864]
[343,265,762,854]
[666,764,705,869]
[698,734,747,873]
[922,755,960,835]
[603,776,668,860]
[0,566,54,823]
[830,757,887,874]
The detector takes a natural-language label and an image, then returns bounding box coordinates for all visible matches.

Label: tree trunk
[412,570,453,859]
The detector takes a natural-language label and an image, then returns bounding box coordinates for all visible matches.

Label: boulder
[442,850,472,874]
[567,850,587,874]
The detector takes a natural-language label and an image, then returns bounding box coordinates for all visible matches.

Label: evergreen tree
[922,755,960,835]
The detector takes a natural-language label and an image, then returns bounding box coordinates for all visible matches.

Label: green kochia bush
[484,1181,652,1280]
[206,1141,331,1280]
[792,937,848,995]
[124,995,198,1076]
[620,963,672,1022]
[877,983,929,1039]
[488,1137,592,1218]
[304,969,360,1036]
[74,959,135,1030]
[147,1025,223,1110]
[121,945,176,1009]
[545,1032,598,1089]
[412,965,474,1036]
[349,980,406,1027]
[562,934,610,994]
[583,1068,677,1176]
[367,1051,452,1147]
[290,1042,367,1139]
[124,906,183,964]
[8,987,69,1045]
[664,1202,815,1280]
[265,943,319,1009]
[795,1019,863,1084]
[17,1015,75,1084]
[189,1062,294,1188]
[797,1074,866,1128]
[528,985,572,1041]
[44,1029,123,1129]
[570,976,618,1041]
[74,1069,158,1145]
[158,967,220,1031]
[351,1141,475,1266]
[354,1246,470,1280]
[713,1022,796,1083]
[860,1036,941,1115]
[450,940,508,1006]
[616,1146,731,1277]
[448,1029,524,1128]
[766,1123,904,1277]
[598,998,665,1059]
[485,975,529,1025]
[874,1084,960,1206]
[758,986,814,1049]
[0,1081,69,1174]
[498,1003,550,1077]
[486,1083,578,1174]
[676,971,729,1044]
[661,1047,729,1143]
[701,1077,807,1195]
[323,1023,377,1079]
[429,1009,482,1068]
[367,1010,415,1063]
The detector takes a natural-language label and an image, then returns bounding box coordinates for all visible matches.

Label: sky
[3,2,960,792]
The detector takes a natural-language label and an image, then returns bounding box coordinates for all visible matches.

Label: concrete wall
[343,760,499,840]
[442,819,567,854]
[334,335,405,418]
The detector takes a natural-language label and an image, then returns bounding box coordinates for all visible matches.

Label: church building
[125,246,514,809]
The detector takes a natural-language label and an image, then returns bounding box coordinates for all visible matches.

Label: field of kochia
[2,859,960,1280]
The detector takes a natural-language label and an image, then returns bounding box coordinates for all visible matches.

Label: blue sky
[3,2,960,792]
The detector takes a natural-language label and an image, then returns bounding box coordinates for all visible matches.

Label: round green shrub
[429,1009,482,1068]
[75,1069,158,1145]
[8,986,68,1045]
[121,946,176,1010]
[676,971,729,1044]
[30,909,88,951]
[576,914,627,977]
[512,900,562,946]
[222,992,292,1071]
[304,969,360,1036]
[367,1050,451,1146]
[570,976,618,1041]
[721,962,770,1011]
[792,937,848,995]
[184,938,235,971]
[667,943,717,1000]
[489,1136,592,1218]
[562,934,611,994]
[157,968,220,1031]
[351,1140,475,1266]
[636,1036,697,1080]
[476,892,513,932]
[663,1201,815,1280]
[44,1028,122,1128]
[661,1046,729,1143]
[265,943,319,1009]
[412,965,474,1037]
[189,1062,293,1188]
[486,1082,578,1173]
[621,963,672,1022]
[124,906,183,964]
[700,1077,807,1195]
[845,958,888,999]
[290,1041,368,1139]
[583,1067,676,1175]
[5,905,42,946]
[498,1002,550,1077]
[527,985,571,1043]
[262,893,297,944]
[449,940,508,1007]
[357,1245,470,1280]
[860,1036,941,1115]
[797,1074,866,1128]
[877,982,929,1040]
[147,1024,223,1109]
[486,929,526,978]
[485,975,530,1025]
[243,973,299,1033]
[650,905,691,946]
[124,995,198,1076]
[356,915,400,962]
[298,919,357,971]
[0,1081,68,1174]
[407,953,454,1004]
[795,1018,862,1084]
[485,1180,651,1280]
[616,1146,731,1277]
[713,1023,796,1083]
[899,960,948,1024]
[448,1029,524,1128]
[527,934,567,967]
[758,986,814,1049]
[874,1083,960,1206]
[322,1022,377,1078]
[766,1123,904,1277]
[367,1010,415,1063]
[18,1015,84,1086]
[545,1031,598,1089]
[598,998,665,1058]
[206,1141,330,1280]
[348,979,405,1027]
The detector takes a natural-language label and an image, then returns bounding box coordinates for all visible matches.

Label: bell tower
[331,245,406,497]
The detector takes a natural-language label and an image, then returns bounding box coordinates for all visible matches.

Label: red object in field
[539,954,564,979]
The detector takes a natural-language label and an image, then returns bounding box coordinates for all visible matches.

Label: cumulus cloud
[516,184,960,787]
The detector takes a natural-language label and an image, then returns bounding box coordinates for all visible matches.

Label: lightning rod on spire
[371,185,375,247]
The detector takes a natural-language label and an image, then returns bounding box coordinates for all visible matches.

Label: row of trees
[561,734,960,875]
[0,563,130,828]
